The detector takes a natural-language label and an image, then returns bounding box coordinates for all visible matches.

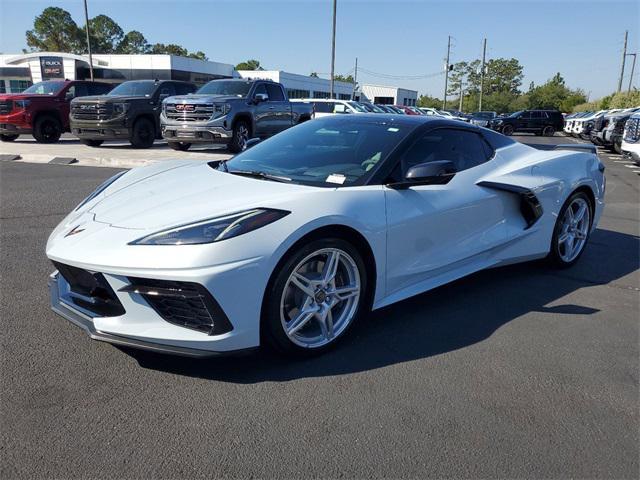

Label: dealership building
[0,52,418,106]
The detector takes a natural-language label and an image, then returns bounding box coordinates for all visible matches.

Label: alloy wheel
[280,248,361,348]
[558,197,590,263]
[237,124,248,151]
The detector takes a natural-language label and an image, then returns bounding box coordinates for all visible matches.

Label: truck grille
[164,103,214,122]
[0,101,13,115]
[593,116,604,131]
[624,118,640,143]
[71,102,113,121]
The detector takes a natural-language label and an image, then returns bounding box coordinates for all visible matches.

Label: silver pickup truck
[160,79,313,152]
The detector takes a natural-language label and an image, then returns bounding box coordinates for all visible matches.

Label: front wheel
[542,126,555,136]
[548,191,592,268]
[0,134,18,142]
[80,139,103,147]
[263,238,368,356]
[168,141,191,151]
[501,124,514,136]
[228,121,249,153]
[33,115,62,143]
[130,118,155,149]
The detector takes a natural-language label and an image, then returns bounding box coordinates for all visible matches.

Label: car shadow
[123,228,638,383]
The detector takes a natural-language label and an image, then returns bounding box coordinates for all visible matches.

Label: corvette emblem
[64,225,85,238]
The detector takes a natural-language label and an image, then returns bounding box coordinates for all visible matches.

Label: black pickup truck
[160,79,314,152]
[70,80,197,148]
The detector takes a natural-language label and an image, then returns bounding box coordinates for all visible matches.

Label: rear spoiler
[553,144,597,155]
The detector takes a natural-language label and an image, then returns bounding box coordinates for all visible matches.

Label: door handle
[268,106,276,110]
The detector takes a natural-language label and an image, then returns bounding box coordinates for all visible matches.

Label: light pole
[83,0,94,81]
[329,0,337,99]
[442,35,451,110]
[626,53,637,92]
[617,30,628,92]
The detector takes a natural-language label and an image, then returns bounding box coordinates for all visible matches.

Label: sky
[0,0,638,100]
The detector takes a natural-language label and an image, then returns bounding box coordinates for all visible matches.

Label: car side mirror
[65,91,75,101]
[388,160,456,189]
[254,93,269,103]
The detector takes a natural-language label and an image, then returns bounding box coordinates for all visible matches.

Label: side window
[176,83,196,95]
[400,128,492,176]
[520,111,531,119]
[265,83,284,101]
[158,83,176,98]
[253,83,267,98]
[74,84,89,97]
[65,86,75,100]
[89,84,110,95]
[313,102,332,113]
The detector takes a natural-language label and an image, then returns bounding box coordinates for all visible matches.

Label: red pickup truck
[0,80,112,143]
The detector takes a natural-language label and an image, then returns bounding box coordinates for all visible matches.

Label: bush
[572,90,640,112]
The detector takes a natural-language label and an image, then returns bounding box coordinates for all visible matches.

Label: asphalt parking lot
[1,134,638,479]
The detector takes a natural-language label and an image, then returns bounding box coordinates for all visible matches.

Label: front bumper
[161,124,232,144]
[0,113,32,135]
[70,118,131,140]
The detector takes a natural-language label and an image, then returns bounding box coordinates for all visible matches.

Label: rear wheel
[542,126,555,136]
[0,134,18,142]
[613,140,622,155]
[80,139,103,147]
[548,191,592,268]
[263,238,368,356]
[33,115,62,143]
[228,120,249,153]
[130,118,155,149]
[501,124,514,136]
[168,141,191,151]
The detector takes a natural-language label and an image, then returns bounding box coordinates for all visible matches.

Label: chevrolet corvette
[47,115,605,357]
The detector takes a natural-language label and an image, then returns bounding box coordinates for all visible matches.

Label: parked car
[291,98,366,118]
[621,112,640,165]
[162,79,314,152]
[394,105,424,115]
[383,105,406,114]
[359,102,386,113]
[489,109,564,136]
[70,80,197,148]
[0,80,112,143]
[444,109,471,122]
[470,111,497,127]
[375,104,398,113]
[47,114,605,357]
[604,108,640,153]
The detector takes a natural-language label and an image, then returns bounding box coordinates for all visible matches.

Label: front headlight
[15,100,31,110]
[130,208,290,246]
[112,103,129,115]
[74,171,127,211]
[212,103,231,119]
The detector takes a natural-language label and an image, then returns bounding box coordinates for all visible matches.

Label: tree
[117,31,150,54]
[417,94,442,108]
[85,14,123,53]
[484,58,524,94]
[236,59,261,70]
[334,74,354,84]
[527,73,586,111]
[25,7,82,53]
[187,51,208,61]
[310,72,319,78]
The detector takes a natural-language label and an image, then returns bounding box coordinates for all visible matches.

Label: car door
[384,127,507,297]
[252,83,271,137]
[264,83,292,134]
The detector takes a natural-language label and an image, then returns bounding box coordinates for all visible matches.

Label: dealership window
[0,81,5,94]
[313,91,330,99]
[338,93,351,100]
[9,80,32,93]
[286,89,310,99]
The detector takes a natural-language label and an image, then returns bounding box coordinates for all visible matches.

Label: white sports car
[47,115,605,357]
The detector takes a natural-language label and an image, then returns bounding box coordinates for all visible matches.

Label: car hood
[73,95,153,104]
[166,94,245,104]
[87,160,315,230]
[0,93,57,101]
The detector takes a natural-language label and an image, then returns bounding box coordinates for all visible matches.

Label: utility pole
[352,57,358,100]
[442,35,451,109]
[617,30,628,92]
[458,79,464,112]
[329,0,337,99]
[627,53,637,92]
[83,0,94,81]
[479,38,487,112]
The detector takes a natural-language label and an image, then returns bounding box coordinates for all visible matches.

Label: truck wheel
[80,139,103,147]
[542,126,555,137]
[130,118,155,149]
[33,115,62,143]
[228,121,250,153]
[501,124,514,136]
[613,141,622,155]
[0,134,19,142]
[168,141,191,151]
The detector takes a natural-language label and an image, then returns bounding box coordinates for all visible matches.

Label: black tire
[501,124,514,136]
[542,126,555,137]
[129,117,155,149]
[0,134,19,142]
[80,139,103,147]
[262,237,369,357]
[33,115,62,143]
[228,120,250,153]
[168,141,191,151]
[613,141,622,155]
[547,190,593,269]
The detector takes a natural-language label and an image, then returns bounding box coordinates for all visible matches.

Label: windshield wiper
[227,170,292,183]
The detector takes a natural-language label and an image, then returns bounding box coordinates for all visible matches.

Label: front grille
[623,118,640,143]
[71,102,113,121]
[593,116,604,131]
[0,101,12,115]
[53,262,125,317]
[164,103,214,122]
[124,278,233,335]
[613,119,627,134]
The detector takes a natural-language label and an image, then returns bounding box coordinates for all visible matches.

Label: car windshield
[197,80,252,97]
[348,101,367,112]
[509,111,523,117]
[219,118,412,187]
[108,81,157,97]
[22,81,66,95]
